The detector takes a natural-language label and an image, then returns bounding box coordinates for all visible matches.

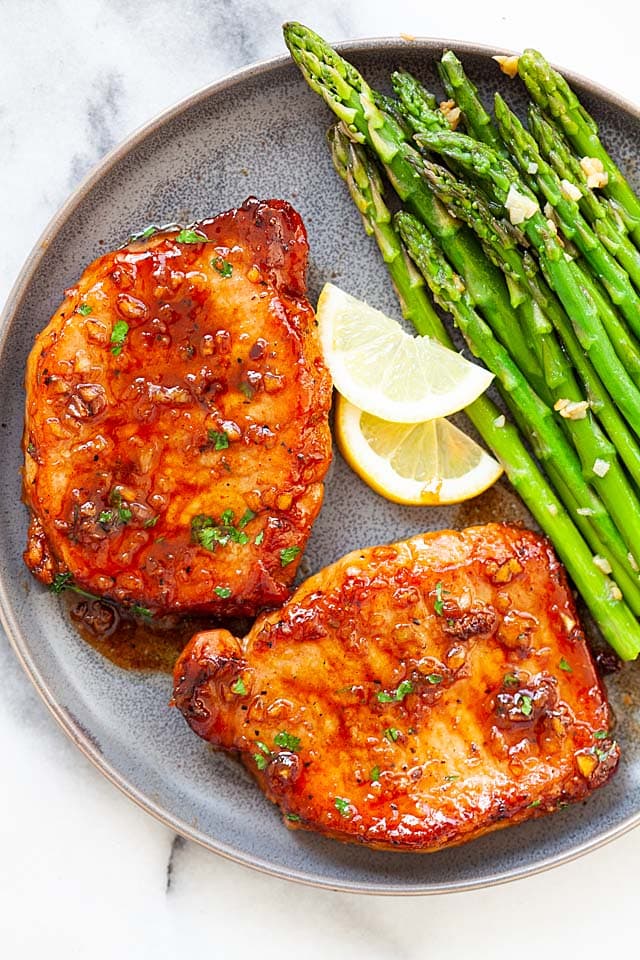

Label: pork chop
[23,198,332,618]
[173,523,618,851]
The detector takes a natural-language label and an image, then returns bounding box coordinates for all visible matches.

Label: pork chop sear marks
[23,198,332,618]
[173,523,618,851]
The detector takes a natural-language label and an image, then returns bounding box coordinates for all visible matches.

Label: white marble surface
[2,0,640,955]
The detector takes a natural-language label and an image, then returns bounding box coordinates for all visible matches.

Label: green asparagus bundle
[284,22,640,658]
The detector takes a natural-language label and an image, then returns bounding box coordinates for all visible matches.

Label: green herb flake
[118,506,132,523]
[98,510,115,525]
[503,672,519,687]
[238,508,256,529]
[383,727,400,743]
[254,753,269,771]
[255,741,271,756]
[27,441,36,457]
[370,766,381,783]
[377,679,414,703]
[215,586,232,599]
[594,730,609,740]
[426,674,443,685]
[517,693,533,717]
[110,319,129,356]
[175,229,206,244]
[144,516,159,528]
[220,509,235,526]
[231,677,247,695]
[444,774,460,782]
[131,604,151,619]
[77,303,92,316]
[274,731,301,752]
[138,226,157,240]
[50,572,74,594]
[208,429,229,450]
[212,256,233,278]
[280,546,301,567]
[528,799,541,808]
[286,813,301,822]
[558,657,573,673]
[334,796,351,818]
[255,531,265,546]
[239,382,253,400]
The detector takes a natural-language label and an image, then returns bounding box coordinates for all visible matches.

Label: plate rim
[2,35,640,896]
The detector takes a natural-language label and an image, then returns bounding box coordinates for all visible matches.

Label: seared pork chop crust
[173,523,618,851]
[23,198,332,617]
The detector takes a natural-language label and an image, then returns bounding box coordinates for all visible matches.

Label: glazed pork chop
[23,198,332,618]
[173,523,618,851]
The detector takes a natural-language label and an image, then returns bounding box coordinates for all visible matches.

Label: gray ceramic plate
[2,38,640,895]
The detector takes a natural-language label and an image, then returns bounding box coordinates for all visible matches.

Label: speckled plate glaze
[1,38,640,895]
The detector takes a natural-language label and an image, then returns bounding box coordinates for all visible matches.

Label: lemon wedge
[335,394,503,505]
[317,283,493,423]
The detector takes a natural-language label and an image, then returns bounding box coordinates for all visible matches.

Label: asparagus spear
[415,127,640,440]
[527,104,640,291]
[391,71,450,134]
[517,49,640,243]
[421,158,640,491]
[438,49,506,153]
[493,93,640,337]
[322,121,640,657]
[282,22,533,371]
[327,124,443,337]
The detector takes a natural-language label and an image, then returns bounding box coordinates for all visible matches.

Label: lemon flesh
[335,394,504,506]
[317,283,493,423]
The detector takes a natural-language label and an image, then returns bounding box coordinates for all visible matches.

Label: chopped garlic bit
[452,274,466,293]
[493,54,519,78]
[546,218,558,235]
[580,156,609,189]
[548,503,558,516]
[577,507,595,516]
[527,161,539,175]
[439,99,462,131]
[593,457,610,477]
[564,252,574,262]
[400,32,417,41]
[609,581,623,602]
[593,554,613,575]
[560,612,576,632]
[505,184,538,225]
[560,178,582,202]
[553,397,589,420]
[493,414,506,428]
[628,552,640,572]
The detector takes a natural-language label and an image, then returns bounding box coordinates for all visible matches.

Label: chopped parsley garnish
[274,731,301,752]
[254,753,269,771]
[208,429,229,450]
[50,572,74,594]
[110,319,129,356]
[444,774,460,782]
[77,303,92,316]
[138,225,158,240]
[231,677,247,695]
[528,799,541,808]
[239,382,253,400]
[212,256,233,277]
[286,813,301,822]
[594,730,609,740]
[383,727,400,742]
[98,510,115,525]
[238,508,256,529]
[503,672,519,687]
[175,229,206,243]
[27,441,36,457]
[433,581,448,616]
[334,796,351,817]
[426,674,443,685]
[558,657,573,673]
[191,513,250,551]
[255,530,264,546]
[516,693,533,717]
[118,506,132,523]
[370,766,381,783]
[377,679,414,703]
[144,516,159,528]
[131,604,151,619]
[215,586,232,599]
[280,546,301,567]
[255,741,271,756]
